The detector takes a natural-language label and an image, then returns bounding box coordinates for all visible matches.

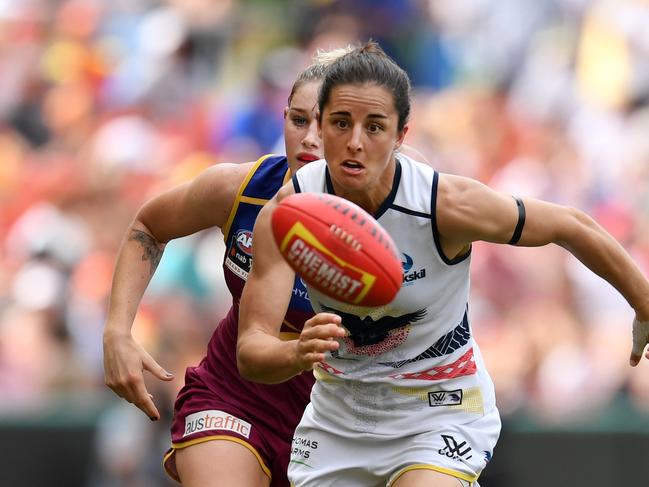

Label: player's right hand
[103,331,174,420]
[294,312,345,371]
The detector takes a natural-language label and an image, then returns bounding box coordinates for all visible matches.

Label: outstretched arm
[237,185,344,384]
[103,162,250,419]
[436,174,649,365]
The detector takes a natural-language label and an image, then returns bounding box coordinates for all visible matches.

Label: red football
[271,192,402,307]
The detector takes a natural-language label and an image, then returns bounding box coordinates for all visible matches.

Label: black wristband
[508,197,526,245]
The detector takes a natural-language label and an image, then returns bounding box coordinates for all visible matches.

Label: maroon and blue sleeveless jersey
[220,154,314,327]
[198,154,314,442]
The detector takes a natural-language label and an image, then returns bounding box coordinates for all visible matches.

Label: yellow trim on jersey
[313,365,343,383]
[387,463,477,486]
[282,167,291,184]
[221,154,274,241]
[386,386,484,414]
[279,331,300,341]
[164,436,272,481]
[460,387,484,415]
[239,195,270,206]
[282,319,301,332]
[388,385,429,401]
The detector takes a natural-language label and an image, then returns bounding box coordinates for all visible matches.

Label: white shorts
[288,403,500,487]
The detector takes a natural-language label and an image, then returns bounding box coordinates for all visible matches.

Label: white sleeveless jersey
[293,155,498,437]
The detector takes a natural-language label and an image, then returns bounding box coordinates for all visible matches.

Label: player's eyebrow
[328,110,388,119]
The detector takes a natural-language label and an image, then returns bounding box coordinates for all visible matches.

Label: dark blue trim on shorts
[431,171,471,265]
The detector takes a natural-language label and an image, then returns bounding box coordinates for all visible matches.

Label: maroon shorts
[163,366,293,487]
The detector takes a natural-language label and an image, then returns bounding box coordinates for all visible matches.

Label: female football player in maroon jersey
[103,47,350,487]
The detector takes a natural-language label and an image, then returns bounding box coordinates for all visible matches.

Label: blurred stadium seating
[1,1,648,485]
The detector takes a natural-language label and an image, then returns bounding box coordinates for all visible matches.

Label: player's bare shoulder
[191,161,258,228]
[201,160,256,200]
[436,173,476,206]
[435,173,478,224]
[434,172,491,253]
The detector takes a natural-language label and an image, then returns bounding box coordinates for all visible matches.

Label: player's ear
[283,106,289,119]
[394,124,409,151]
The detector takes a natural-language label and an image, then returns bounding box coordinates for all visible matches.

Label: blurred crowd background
[1,0,649,485]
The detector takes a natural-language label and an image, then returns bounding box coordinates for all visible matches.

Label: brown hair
[318,41,411,131]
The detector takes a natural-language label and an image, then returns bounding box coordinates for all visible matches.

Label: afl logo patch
[235,230,253,256]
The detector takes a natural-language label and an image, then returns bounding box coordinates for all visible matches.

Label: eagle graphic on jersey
[379,308,471,368]
[321,305,427,347]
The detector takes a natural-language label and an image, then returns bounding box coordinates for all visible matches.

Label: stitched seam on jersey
[222,154,273,241]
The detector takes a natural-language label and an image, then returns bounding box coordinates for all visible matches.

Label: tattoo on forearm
[129,230,163,276]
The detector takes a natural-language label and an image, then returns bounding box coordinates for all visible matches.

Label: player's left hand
[630,317,649,366]
[294,312,345,371]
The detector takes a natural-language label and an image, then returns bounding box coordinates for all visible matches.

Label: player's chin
[295,157,319,169]
[333,166,368,185]
[338,175,368,193]
[294,161,310,171]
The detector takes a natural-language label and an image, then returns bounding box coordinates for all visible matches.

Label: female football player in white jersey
[237,42,649,487]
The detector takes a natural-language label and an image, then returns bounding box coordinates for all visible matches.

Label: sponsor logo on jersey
[225,228,253,280]
[401,253,426,286]
[290,434,319,467]
[292,276,310,301]
[235,230,253,256]
[438,434,473,461]
[292,287,310,301]
[428,389,463,407]
[183,410,251,438]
